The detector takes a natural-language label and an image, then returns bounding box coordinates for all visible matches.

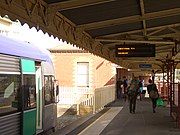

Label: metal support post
[178,83,180,128]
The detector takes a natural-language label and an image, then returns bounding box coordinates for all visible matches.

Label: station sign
[139,64,152,68]
[115,44,155,57]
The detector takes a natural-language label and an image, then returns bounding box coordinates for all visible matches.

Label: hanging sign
[115,44,155,57]
[139,64,152,68]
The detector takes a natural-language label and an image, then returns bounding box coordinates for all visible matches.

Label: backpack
[149,90,158,99]
[127,83,138,97]
[148,84,158,99]
[127,89,136,97]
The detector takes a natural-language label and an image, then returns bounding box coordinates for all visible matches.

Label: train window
[44,76,55,105]
[23,75,36,110]
[51,77,55,103]
[0,74,20,116]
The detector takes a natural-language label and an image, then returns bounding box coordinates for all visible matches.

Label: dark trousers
[117,88,122,99]
[151,98,157,111]
[124,87,127,101]
[129,94,137,113]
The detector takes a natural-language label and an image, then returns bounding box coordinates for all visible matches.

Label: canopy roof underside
[0,0,179,72]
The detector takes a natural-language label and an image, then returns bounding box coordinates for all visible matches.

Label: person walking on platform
[127,77,139,113]
[123,76,128,101]
[147,79,159,113]
[116,78,123,99]
[138,79,143,101]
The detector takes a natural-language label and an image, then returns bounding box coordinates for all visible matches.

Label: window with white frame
[77,62,89,87]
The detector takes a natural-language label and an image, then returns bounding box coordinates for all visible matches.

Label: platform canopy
[0,0,179,71]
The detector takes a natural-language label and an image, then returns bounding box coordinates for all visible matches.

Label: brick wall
[51,52,116,89]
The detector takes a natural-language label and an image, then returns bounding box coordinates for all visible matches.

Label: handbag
[156,98,164,106]
[149,90,158,99]
[142,90,146,94]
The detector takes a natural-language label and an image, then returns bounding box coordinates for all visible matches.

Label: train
[0,35,58,135]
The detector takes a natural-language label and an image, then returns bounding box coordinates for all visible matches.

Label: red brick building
[50,45,116,90]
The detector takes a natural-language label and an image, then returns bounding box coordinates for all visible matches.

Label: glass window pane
[77,64,88,74]
[44,76,51,105]
[44,76,55,105]
[77,62,89,87]
[23,75,36,110]
[77,75,89,87]
[0,74,20,116]
[51,77,55,103]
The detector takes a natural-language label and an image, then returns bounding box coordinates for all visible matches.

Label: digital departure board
[115,44,155,57]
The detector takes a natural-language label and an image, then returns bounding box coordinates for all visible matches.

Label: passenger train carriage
[0,35,58,135]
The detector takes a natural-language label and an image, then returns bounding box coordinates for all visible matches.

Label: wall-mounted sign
[139,64,152,68]
[115,44,155,57]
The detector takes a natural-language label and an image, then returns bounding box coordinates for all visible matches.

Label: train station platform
[52,99,180,135]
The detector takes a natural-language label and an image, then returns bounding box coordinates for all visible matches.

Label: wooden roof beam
[156,44,174,47]
[139,0,147,36]
[97,23,180,38]
[95,39,175,45]
[147,27,167,36]
[167,27,180,33]
[49,0,116,11]
[78,8,180,30]
[156,49,172,53]
[103,43,121,48]
[122,59,156,62]
[156,46,173,51]
[103,42,174,48]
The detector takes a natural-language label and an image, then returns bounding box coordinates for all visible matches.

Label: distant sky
[10,22,61,49]
[0,17,84,50]
[3,20,78,50]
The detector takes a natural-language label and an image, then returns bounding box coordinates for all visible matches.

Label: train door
[36,65,43,132]
[21,59,37,135]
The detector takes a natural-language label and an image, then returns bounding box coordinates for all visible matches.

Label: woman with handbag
[147,79,159,113]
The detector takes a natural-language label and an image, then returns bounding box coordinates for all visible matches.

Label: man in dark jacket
[128,77,139,113]
[123,76,128,101]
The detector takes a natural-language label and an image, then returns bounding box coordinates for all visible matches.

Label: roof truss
[49,0,115,11]
[139,0,147,36]
[78,8,180,30]
[97,23,180,38]
[0,0,179,70]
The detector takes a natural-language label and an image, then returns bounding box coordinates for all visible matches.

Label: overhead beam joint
[95,39,175,44]
[78,8,180,30]
[139,0,147,36]
[49,0,116,11]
